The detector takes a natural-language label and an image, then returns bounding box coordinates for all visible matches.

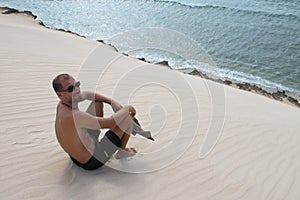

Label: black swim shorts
[70,130,121,170]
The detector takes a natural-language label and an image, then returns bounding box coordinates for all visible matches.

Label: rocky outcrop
[188,69,300,108]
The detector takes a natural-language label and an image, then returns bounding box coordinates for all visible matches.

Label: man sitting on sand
[52,73,137,170]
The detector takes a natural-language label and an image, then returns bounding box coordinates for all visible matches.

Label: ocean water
[1,0,300,95]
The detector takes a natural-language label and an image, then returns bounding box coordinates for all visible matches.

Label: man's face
[58,77,81,102]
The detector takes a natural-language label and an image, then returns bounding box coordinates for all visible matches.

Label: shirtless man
[52,73,137,170]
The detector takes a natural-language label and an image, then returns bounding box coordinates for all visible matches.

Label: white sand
[1,11,300,200]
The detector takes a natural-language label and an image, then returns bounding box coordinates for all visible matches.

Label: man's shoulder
[57,107,77,120]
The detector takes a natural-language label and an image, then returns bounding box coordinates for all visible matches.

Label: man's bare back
[55,103,96,163]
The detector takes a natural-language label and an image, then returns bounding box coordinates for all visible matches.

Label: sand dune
[1,10,300,200]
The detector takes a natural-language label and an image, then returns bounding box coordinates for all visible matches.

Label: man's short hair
[52,73,72,92]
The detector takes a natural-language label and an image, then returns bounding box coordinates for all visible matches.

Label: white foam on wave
[155,0,300,17]
[116,46,298,94]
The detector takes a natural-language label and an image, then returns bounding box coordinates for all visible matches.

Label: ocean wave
[151,0,300,19]
[217,68,298,93]
[123,48,298,94]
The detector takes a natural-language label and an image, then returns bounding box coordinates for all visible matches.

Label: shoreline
[1,6,299,108]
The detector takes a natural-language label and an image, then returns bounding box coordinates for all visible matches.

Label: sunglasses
[59,81,80,92]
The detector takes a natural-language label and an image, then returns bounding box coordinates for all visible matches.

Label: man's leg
[110,124,137,159]
[86,101,103,117]
[85,101,103,140]
[87,101,136,158]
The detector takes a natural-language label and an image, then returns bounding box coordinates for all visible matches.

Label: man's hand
[129,105,136,117]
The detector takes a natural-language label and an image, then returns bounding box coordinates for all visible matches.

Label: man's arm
[73,106,135,131]
[80,91,123,112]
[73,110,115,130]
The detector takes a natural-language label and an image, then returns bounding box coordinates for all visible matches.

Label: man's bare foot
[115,147,137,159]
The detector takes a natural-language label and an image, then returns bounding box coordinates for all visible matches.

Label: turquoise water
[1,0,300,94]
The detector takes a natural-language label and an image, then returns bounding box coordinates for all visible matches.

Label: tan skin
[55,77,137,164]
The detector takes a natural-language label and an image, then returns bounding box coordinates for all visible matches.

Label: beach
[1,8,300,200]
